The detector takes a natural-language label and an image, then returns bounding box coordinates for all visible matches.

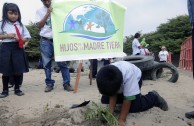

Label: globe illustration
[61,4,117,41]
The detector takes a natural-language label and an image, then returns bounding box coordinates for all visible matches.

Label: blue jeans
[40,38,70,87]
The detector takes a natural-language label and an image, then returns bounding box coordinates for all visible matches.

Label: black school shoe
[0,91,9,98]
[14,89,24,96]
[185,111,194,119]
[152,90,168,111]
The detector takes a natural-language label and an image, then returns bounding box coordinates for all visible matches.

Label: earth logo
[61,4,117,41]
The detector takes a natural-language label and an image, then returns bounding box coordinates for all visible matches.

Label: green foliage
[124,15,191,55]
[123,35,133,55]
[85,101,119,126]
[25,22,40,61]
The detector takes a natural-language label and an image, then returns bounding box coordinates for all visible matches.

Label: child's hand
[23,41,29,49]
[15,37,19,41]
[119,119,126,126]
[23,44,27,49]
[7,33,16,39]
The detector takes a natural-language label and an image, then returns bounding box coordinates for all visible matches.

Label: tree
[96,11,113,33]
[25,22,40,61]
[123,15,191,55]
[123,35,133,55]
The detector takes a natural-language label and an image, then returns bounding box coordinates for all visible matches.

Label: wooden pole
[89,59,93,85]
[73,61,83,93]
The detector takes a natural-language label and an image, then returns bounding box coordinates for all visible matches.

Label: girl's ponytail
[2,3,8,19]
[1,3,8,32]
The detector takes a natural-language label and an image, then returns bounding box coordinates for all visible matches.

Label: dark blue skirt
[0,42,29,75]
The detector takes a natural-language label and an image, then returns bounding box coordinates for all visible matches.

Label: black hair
[1,3,23,32]
[134,33,140,38]
[96,65,123,96]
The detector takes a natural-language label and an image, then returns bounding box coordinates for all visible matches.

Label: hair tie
[4,2,9,7]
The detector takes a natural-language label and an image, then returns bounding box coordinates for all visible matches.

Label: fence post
[179,36,193,71]
[168,52,172,64]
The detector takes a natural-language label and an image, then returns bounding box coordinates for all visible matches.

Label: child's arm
[23,41,29,49]
[0,33,16,40]
[15,37,28,43]
[119,100,131,126]
[22,38,29,43]
[109,95,117,113]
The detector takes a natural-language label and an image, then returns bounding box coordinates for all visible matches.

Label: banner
[51,0,126,61]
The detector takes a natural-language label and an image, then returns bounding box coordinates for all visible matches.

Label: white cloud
[115,0,188,36]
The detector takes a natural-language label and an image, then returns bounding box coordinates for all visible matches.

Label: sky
[0,0,188,36]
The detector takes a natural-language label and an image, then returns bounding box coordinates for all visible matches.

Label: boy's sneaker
[0,91,9,98]
[152,90,168,111]
[64,85,74,91]
[14,89,24,96]
[44,86,53,92]
[185,111,194,119]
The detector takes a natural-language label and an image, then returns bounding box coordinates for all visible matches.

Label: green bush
[25,22,41,61]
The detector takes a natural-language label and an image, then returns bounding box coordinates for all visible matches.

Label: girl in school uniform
[0,3,31,98]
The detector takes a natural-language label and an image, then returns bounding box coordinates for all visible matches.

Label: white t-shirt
[132,38,140,55]
[112,61,141,100]
[35,6,52,39]
[0,21,31,42]
[159,50,169,61]
[140,48,149,55]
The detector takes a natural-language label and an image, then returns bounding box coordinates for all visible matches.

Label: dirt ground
[0,68,194,126]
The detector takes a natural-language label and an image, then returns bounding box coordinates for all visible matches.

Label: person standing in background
[140,38,151,56]
[158,46,169,62]
[185,0,194,119]
[132,32,141,55]
[91,58,111,79]
[35,0,73,92]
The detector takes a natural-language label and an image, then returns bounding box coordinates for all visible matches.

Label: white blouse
[0,21,31,42]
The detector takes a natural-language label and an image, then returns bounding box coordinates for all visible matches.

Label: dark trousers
[103,59,110,66]
[101,78,158,113]
[92,59,110,77]
[92,59,98,78]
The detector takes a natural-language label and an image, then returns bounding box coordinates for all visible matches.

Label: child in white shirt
[96,61,168,126]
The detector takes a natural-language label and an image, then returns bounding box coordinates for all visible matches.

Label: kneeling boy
[96,61,168,126]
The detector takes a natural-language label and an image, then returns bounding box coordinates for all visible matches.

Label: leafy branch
[84,101,118,126]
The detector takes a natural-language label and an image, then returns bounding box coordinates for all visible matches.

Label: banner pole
[73,60,83,93]
[89,59,93,85]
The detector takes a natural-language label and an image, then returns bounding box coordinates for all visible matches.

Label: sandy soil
[0,68,194,126]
